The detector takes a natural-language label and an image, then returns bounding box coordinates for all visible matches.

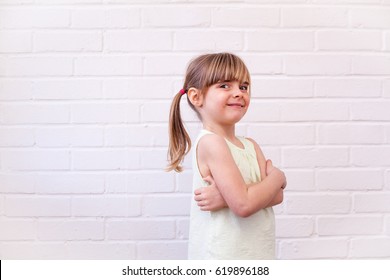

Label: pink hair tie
[179,89,186,95]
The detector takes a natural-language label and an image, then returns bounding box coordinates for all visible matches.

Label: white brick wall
[0,0,389,260]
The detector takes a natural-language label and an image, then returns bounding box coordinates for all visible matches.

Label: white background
[0,0,389,259]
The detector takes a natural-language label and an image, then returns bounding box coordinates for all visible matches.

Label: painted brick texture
[0,0,389,260]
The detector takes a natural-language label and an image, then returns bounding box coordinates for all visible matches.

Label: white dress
[188,129,275,259]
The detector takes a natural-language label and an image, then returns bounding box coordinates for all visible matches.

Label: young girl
[167,53,286,259]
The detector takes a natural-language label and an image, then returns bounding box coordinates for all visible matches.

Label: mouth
[227,103,245,108]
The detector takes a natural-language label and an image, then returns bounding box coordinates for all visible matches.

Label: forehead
[207,64,250,86]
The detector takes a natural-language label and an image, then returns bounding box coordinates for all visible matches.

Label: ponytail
[167,90,192,172]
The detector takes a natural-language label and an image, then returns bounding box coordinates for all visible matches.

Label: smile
[227,103,245,108]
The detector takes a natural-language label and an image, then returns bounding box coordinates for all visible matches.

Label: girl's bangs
[204,55,250,87]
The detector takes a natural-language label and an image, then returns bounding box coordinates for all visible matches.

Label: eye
[219,84,229,89]
[240,85,249,91]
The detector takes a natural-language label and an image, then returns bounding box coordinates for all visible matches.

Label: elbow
[233,204,253,218]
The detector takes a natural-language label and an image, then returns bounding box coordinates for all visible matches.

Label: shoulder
[198,133,229,154]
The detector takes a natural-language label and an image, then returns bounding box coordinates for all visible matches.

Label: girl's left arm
[194,139,284,211]
[247,138,284,207]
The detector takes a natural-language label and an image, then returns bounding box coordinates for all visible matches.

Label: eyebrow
[218,80,250,85]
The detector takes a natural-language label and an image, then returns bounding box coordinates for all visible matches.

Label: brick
[351,147,390,167]
[0,7,70,29]
[33,79,103,100]
[317,169,383,191]
[350,238,390,258]
[3,57,73,77]
[350,8,390,28]
[2,150,70,171]
[105,30,172,52]
[105,125,168,147]
[144,55,191,76]
[352,56,390,75]
[141,102,170,122]
[240,54,283,75]
[283,170,315,192]
[175,31,243,51]
[384,79,390,98]
[317,30,382,51]
[37,219,104,241]
[71,102,139,123]
[0,31,32,53]
[386,216,390,235]
[35,173,104,194]
[67,242,136,259]
[71,127,104,147]
[0,242,69,259]
[1,241,68,260]
[142,195,191,216]
[318,124,385,144]
[318,215,383,236]
[103,78,173,99]
[0,195,3,216]
[248,31,314,51]
[106,219,175,240]
[106,172,175,193]
[176,171,193,193]
[283,147,349,168]
[72,149,130,171]
[137,241,187,260]
[0,128,34,147]
[0,219,36,240]
[71,7,140,28]
[0,80,32,100]
[251,78,314,98]
[282,7,348,27]
[275,216,314,238]
[247,124,315,145]
[143,7,210,27]
[177,218,189,240]
[35,127,71,147]
[5,195,71,217]
[281,101,349,121]
[315,78,382,98]
[285,194,351,214]
[140,149,170,170]
[34,31,102,52]
[74,56,143,76]
[385,32,390,52]
[0,174,35,193]
[279,238,349,259]
[72,195,141,217]
[1,103,69,124]
[214,7,279,27]
[243,102,280,122]
[354,193,390,213]
[351,101,390,121]
[285,55,351,75]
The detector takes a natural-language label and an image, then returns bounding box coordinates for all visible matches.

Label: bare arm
[247,138,285,207]
[197,134,286,217]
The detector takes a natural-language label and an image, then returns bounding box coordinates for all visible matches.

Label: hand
[266,160,287,189]
[194,175,227,211]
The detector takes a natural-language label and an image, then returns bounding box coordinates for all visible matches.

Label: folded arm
[195,135,286,217]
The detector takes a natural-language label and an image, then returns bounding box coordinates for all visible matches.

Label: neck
[203,123,236,142]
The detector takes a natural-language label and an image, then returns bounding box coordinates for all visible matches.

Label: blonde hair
[167,53,251,172]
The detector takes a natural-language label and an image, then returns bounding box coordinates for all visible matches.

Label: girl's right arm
[197,134,285,218]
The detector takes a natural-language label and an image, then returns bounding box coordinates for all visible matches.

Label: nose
[233,86,243,98]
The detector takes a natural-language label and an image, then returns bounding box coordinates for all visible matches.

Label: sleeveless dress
[188,129,275,260]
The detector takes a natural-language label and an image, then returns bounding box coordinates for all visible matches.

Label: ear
[187,87,203,108]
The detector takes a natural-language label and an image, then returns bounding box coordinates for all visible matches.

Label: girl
[167,53,286,259]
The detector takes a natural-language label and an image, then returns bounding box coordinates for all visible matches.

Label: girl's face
[200,80,250,127]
